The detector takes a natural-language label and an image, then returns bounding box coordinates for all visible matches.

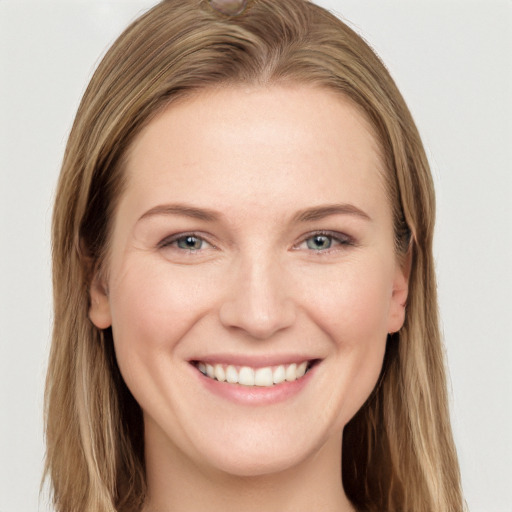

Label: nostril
[218,261,297,339]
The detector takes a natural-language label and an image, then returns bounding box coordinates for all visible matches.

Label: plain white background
[1,1,511,511]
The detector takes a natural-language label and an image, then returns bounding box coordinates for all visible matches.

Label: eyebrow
[138,204,220,223]
[137,202,371,224]
[292,203,372,223]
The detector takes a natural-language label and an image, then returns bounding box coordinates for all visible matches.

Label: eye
[296,231,353,252]
[159,233,212,252]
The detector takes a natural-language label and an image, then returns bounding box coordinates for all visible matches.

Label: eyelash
[158,232,214,252]
[158,230,354,254]
[294,231,354,253]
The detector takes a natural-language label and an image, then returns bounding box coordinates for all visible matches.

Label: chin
[202,443,318,478]
[184,415,340,480]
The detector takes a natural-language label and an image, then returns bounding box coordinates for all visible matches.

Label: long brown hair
[45,1,464,510]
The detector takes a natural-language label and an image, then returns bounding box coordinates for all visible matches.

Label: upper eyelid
[297,230,353,244]
[158,232,215,249]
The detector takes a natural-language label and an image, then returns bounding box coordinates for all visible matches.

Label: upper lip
[189,354,321,368]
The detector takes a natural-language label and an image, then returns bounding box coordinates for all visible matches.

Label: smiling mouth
[192,360,318,388]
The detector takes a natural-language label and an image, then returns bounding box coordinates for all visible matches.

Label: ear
[89,271,112,329]
[387,248,412,334]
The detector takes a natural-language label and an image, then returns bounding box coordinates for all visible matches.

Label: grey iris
[307,235,332,250]
[177,236,202,250]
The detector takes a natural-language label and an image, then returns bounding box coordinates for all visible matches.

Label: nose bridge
[219,246,296,339]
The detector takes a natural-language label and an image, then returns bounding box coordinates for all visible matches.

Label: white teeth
[214,364,226,382]
[296,361,307,378]
[197,360,312,387]
[238,367,255,386]
[226,365,238,384]
[285,363,297,382]
[273,365,286,384]
[254,367,273,387]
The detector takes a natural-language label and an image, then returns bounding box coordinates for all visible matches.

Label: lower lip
[194,365,317,405]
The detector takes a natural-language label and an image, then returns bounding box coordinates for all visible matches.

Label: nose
[218,253,296,340]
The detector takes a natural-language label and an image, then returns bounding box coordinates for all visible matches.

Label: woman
[44,0,465,510]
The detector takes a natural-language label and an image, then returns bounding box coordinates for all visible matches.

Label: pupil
[179,236,201,250]
[308,235,331,250]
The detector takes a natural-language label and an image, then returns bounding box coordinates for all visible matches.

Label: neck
[142,427,355,512]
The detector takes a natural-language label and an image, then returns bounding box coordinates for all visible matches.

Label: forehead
[119,84,388,224]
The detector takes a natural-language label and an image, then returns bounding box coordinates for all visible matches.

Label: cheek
[305,260,393,343]
[111,259,214,331]
[107,260,218,381]
[300,261,392,424]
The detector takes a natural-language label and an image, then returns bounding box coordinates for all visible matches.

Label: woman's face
[90,85,408,478]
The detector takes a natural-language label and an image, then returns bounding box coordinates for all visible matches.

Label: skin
[90,85,409,512]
